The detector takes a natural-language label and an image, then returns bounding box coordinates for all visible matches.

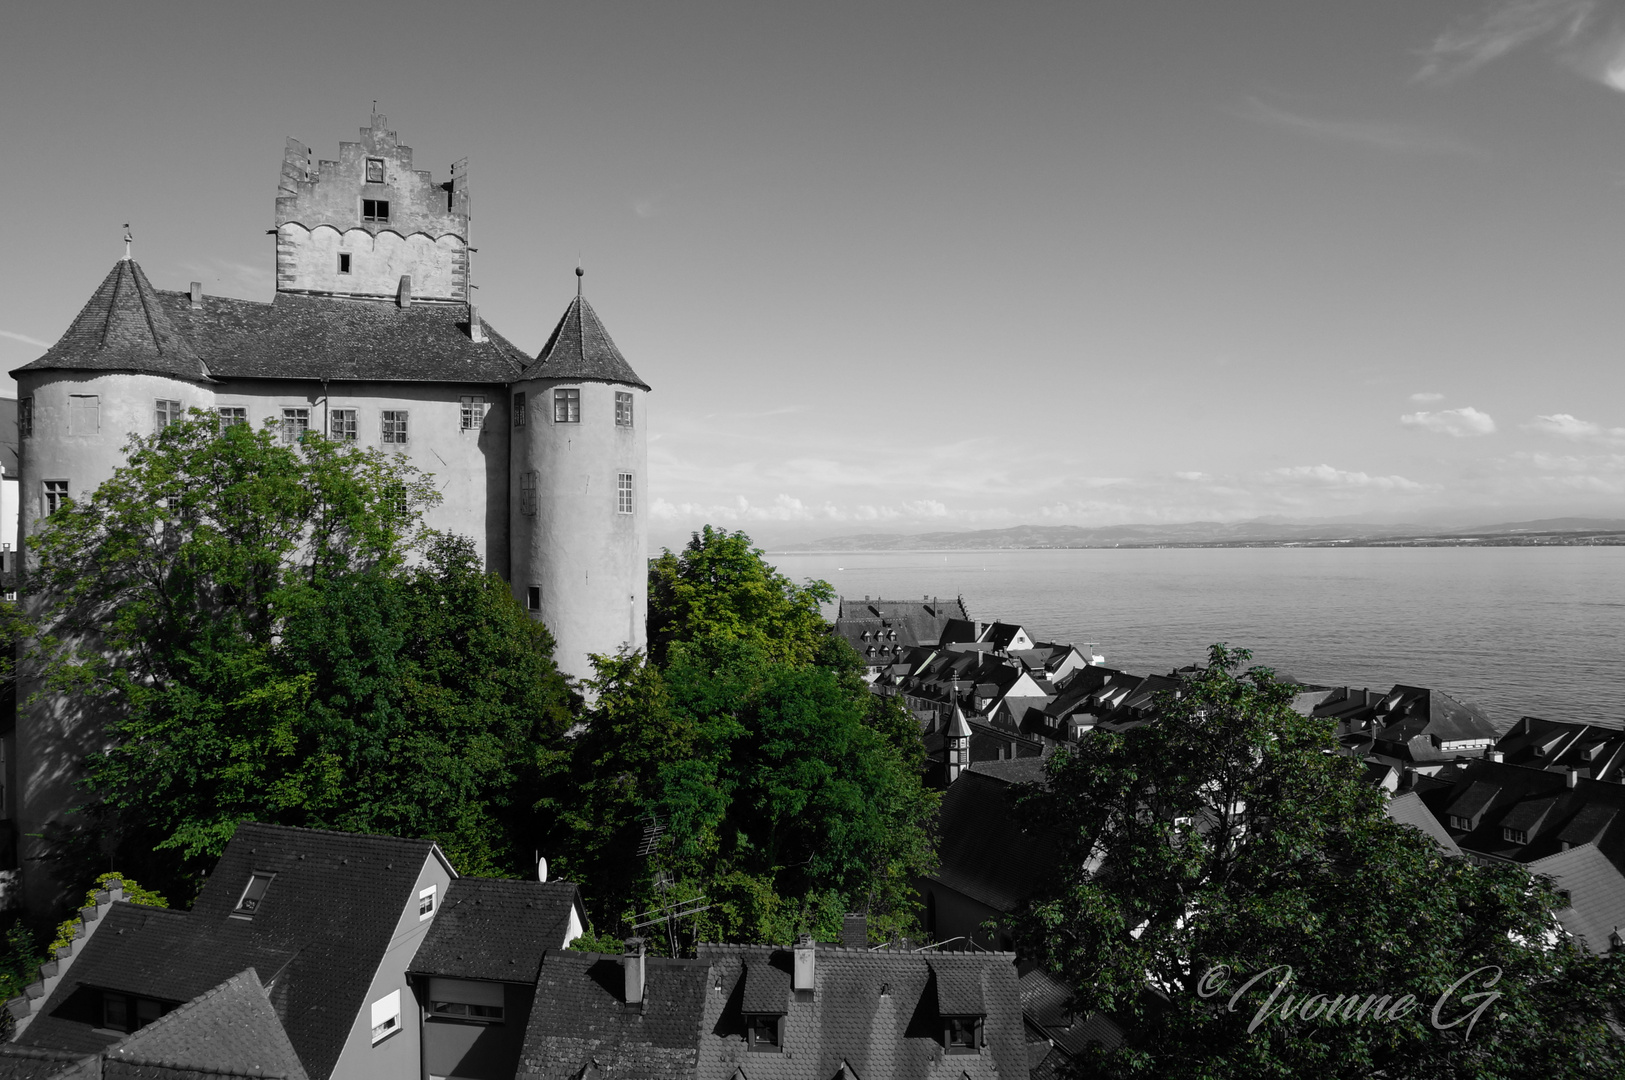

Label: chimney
[189,282,203,309]
[622,937,646,1005]
[841,913,867,949]
[397,274,413,308]
[1485,748,1503,763]
[1567,767,1579,789]
[468,304,486,343]
[793,933,816,992]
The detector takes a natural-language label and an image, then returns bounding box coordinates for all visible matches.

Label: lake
[767,546,1625,731]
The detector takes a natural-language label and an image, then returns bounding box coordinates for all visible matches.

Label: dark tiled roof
[965,754,1051,786]
[410,878,582,983]
[1018,966,1125,1057]
[1497,717,1625,783]
[933,962,985,1015]
[1417,759,1625,868]
[696,944,1027,1080]
[0,1045,96,1080]
[518,950,709,1080]
[740,955,793,1014]
[1384,792,1461,856]
[929,770,1056,914]
[186,823,449,1080]
[101,969,308,1080]
[15,261,209,382]
[523,295,649,390]
[1527,843,1625,953]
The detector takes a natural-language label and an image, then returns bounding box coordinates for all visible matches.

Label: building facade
[7,115,650,910]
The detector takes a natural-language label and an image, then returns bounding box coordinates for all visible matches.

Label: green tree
[1012,645,1625,1079]
[28,413,574,889]
[647,526,834,666]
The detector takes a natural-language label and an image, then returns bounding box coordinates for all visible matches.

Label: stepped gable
[524,294,649,390]
[15,261,209,382]
[410,878,583,983]
[518,950,710,1080]
[158,291,527,383]
[187,823,452,1080]
[100,969,308,1080]
[16,906,294,1055]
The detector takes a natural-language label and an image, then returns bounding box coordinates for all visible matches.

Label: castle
[7,115,650,908]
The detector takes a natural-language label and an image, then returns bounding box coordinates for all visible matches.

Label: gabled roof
[1417,759,1625,867]
[523,294,649,390]
[1384,792,1461,856]
[410,878,583,983]
[928,770,1056,914]
[1527,843,1625,954]
[518,950,710,1080]
[101,969,308,1080]
[16,261,209,382]
[695,944,1026,1080]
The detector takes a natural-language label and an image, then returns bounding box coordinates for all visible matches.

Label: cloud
[649,494,954,525]
[1409,391,1445,402]
[1527,412,1625,442]
[1417,0,1625,90]
[1268,465,1427,491]
[0,330,51,349]
[633,196,662,219]
[1400,406,1497,437]
[1231,97,1482,156]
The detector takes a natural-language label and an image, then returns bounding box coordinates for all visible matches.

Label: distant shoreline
[770,531,1625,554]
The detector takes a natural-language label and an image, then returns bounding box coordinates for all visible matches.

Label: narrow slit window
[330,409,357,441]
[512,392,526,428]
[338,252,352,274]
[520,470,538,516]
[526,585,541,611]
[18,397,32,438]
[615,391,633,427]
[617,473,634,515]
[553,388,580,423]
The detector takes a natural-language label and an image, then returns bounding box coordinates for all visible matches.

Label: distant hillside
[793,517,1625,552]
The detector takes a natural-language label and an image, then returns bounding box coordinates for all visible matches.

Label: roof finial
[576,260,584,298]
[122,224,132,261]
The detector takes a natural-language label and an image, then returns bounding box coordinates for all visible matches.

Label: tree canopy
[29,413,574,891]
[1011,645,1625,1079]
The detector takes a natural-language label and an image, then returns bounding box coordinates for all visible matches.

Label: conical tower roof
[524,291,649,390]
[948,705,972,739]
[15,259,209,381]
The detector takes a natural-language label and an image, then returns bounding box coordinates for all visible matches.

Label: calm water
[768,547,1625,731]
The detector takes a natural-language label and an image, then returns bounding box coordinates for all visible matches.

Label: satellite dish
[536,857,548,883]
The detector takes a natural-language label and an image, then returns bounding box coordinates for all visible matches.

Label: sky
[5,1,1625,548]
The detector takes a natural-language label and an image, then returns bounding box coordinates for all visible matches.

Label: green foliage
[47,872,167,960]
[538,529,934,950]
[1012,644,1625,1080]
[29,413,574,888]
[647,526,835,667]
[566,926,626,953]
[0,920,44,1011]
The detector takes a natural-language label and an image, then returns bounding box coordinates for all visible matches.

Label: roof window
[233,871,275,916]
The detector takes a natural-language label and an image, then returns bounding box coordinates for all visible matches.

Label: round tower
[511,270,650,681]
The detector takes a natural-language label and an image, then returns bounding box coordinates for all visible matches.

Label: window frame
[526,585,541,611]
[281,408,310,445]
[370,990,402,1045]
[18,397,32,438]
[943,1015,983,1054]
[329,408,358,442]
[338,252,352,274]
[512,392,526,428]
[233,872,275,917]
[362,198,391,223]
[154,399,183,431]
[520,470,538,516]
[617,472,634,515]
[68,393,100,436]
[381,410,409,445]
[553,388,580,423]
[42,479,69,516]
[615,391,634,427]
[460,395,486,431]
[419,884,437,921]
[217,406,247,429]
[745,1013,784,1052]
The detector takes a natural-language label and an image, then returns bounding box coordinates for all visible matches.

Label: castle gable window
[382,410,409,444]
[615,391,633,427]
[365,158,385,184]
[553,388,580,423]
[330,409,357,441]
[460,395,486,431]
[362,199,390,222]
[69,394,99,435]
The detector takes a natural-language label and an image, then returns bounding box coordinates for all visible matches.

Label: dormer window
[944,1016,983,1053]
[363,199,390,222]
[365,158,385,184]
[745,1014,783,1052]
[419,884,437,920]
[234,872,274,916]
[1502,826,1528,844]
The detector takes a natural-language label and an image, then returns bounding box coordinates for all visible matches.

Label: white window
[617,473,634,515]
[155,399,183,430]
[460,395,486,431]
[553,388,579,423]
[382,410,409,444]
[217,406,247,429]
[615,391,633,427]
[428,978,505,1023]
[330,409,357,441]
[419,884,437,920]
[370,990,401,1044]
[43,480,69,515]
[234,872,274,916]
[520,471,538,516]
[281,408,309,444]
[69,394,99,435]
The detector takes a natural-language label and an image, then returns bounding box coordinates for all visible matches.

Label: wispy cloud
[1409,391,1445,402]
[1527,411,1625,442]
[0,330,51,349]
[1268,464,1427,491]
[1417,0,1625,90]
[1232,97,1482,156]
[1401,406,1497,437]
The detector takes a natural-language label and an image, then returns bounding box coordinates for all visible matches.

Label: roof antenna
[122,224,132,261]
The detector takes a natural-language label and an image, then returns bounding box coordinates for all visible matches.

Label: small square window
[18,397,32,438]
[155,399,182,430]
[338,252,352,274]
[521,471,538,516]
[746,1014,782,1052]
[526,585,541,611]
[365,158,385,184]
[281,408,310,445]
[945,1016,982,1053]
[617,473,634,515]
[330,409,357,441]
[460,395,486,431]
[615,391,633,427]
[234,872,274,916]
[382,410,409,444]
[43,480,69,515]
[512,392,526,428]
[363,199,390,222]
[553,388,580,423]
[217,406,247,429]
[419,884,437,920]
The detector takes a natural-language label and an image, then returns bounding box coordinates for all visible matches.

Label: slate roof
[410,878,583,983]
[1384,791,1462,856]
[0,1045,97,1080]
[15,261,209,382]
[517,950,710,1080]
[928,769,1057,914]
[14,262,534,386]
[1018,965,1125,1058]
[1416,759,1625,869]
[100,969,308,1080]
[523,294,649,390]
[834,597,967,665]
[696,944,1027,1080]
[965,754,1051,786]
[1496,717,1625,783]
[1527,843,1625,954]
